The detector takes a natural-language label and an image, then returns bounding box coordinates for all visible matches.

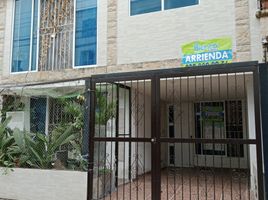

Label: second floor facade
[0,0,267,85]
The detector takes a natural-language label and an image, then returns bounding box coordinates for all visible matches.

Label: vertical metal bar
[129,80,133,200]
[123,83,126,200]
[218,73,224,200]
[136,80,139,200]
[151,76,161,200]
[173,77,176,198]
[110,83,115,199]
[179,77,183,200]
[87,78,95,200]
[166,78,169,200]
[202,75,208,200]
[226,73,233,200]
[129,81,132,183]
[116,87,120,200]
[187,76,192,200]
[253,67,265,200]
[97,82,102,199]
[143,80,146,200]
[244,72,251,200]
[210,74,216,200]
[82,79,90,155]
[235,73,242,200]
[115,84,119,197]
[103,82,108,198]
[195,75,200,200]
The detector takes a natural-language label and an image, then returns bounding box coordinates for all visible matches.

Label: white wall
[117,0,236,64]
[247,75,259,200]
[130,86,152,175]
[0,168,87,200]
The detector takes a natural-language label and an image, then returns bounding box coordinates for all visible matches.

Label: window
[12,0,38,73]
[195,101,244,157]
[164,0,198,10]
[39,0,74,71]
[130,0,161,15]
[130,0,198,16]
[11,0,97,73]
[75,0,97,67]
[195,102,225,156]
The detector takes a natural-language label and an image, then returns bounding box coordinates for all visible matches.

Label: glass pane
[75,0,97,66]
[12,0,32,72]
[164,0,198,10]
[31,0,38,71]
[130,0,161,16]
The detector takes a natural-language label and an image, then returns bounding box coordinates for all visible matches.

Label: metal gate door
[88,62,264,200]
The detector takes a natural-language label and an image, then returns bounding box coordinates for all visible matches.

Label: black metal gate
[88,62,264,200]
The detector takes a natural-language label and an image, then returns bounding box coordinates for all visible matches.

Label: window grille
[39,0,74,71]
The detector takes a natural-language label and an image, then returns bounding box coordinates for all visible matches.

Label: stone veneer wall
[235,0,252,62]
[107,0,117,67]
[0,0,255,85]
[0,0,7,77]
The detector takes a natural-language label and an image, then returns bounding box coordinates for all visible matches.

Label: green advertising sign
[181,37,233,67]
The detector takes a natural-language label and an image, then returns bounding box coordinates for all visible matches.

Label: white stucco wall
[117,0,236,65]
[0,168,87,200]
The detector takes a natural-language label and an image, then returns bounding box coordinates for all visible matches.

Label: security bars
[88,62,264,200]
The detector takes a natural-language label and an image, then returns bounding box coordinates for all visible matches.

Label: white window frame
[10,0,39,74]
[128,0,199,16]
[10,0,98,74]
[72,0,98,69]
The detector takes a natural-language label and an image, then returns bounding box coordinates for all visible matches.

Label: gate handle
[151,138,157,143]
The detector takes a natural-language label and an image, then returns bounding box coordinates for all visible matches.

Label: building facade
[0,0,266,84]
[0,0,268,200]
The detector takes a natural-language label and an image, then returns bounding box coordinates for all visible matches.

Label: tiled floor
[99,168,250,200]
